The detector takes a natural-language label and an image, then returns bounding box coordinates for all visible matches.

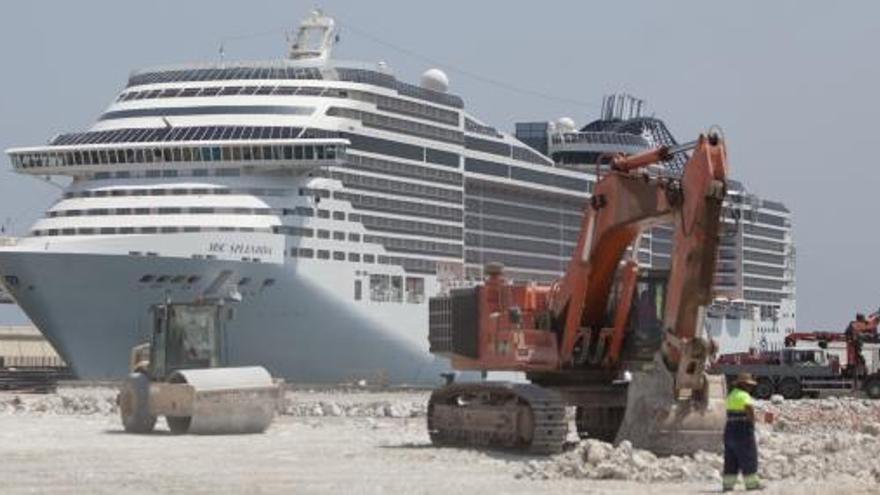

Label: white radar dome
[556,117,576,132]
[420,68,449,93]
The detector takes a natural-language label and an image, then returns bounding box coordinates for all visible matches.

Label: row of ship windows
[344,132,459,168]
[330,170,462,204]
[32,226,273,236]
[346,153,462,186]
[289,246,437,283]
[275,224,461,258]
[327,107,462,145]
[334,191,463,222]
[465,232,574,257]
[465,135,553,167]
[52,125,304,146]
[465,179,587,211]
[742,223,787,240]
[46,206,347,220]
[465,215,580,242]
[464,197,583,227]
[464,118,502,138]
[464,157,591,192]
[12,143,344,169]
[64,186,292,199]
[127,66,464,109]
[115,84,460,127]
[127,66,323,86]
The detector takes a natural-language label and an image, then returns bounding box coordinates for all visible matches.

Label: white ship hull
[0,248,449,384]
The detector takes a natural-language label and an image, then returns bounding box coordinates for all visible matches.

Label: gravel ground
[0,387,878,494]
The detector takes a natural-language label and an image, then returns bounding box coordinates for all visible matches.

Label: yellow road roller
[118,300,282,434]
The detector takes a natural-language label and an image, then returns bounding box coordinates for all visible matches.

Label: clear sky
[0,1,878,330]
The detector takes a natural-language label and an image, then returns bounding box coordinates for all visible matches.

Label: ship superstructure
[1,11,794,381]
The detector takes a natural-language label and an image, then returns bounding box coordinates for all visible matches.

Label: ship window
[162,170,178,177]
[333,251,345,261]
[332,211,346,221]
[283,146,293,160]
[406,277,425,304]
[140,227,157,234]
[363,254,375,263]
[62,228,75,235]
[304,146,314,160]
[348,253,360,262]
[134,208,150,215]
[317,209,330,219]
[139,275,155,283]
[236,147,246,160]
[294,146,303,160]
[317,250,330,260]
[193,168,209,177]
[348,233,360,242]
[317,230,330,239]
[333,231,345,241]
[119,227,135,234]
[298,248,314,258]
[354,279,362,301]
[390,276,403,302]
[369,274,390,302]
[238,277,251,286]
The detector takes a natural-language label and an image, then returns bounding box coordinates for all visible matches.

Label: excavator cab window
[604,269,668,363]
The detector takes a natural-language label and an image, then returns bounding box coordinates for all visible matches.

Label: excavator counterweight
[428,132,730,455]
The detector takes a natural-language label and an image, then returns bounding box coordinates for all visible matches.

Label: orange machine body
[447,135,728,392]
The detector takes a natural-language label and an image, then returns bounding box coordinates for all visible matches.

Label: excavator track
[427,382,567,455]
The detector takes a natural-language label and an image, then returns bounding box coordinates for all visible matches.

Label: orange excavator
[427,133,729,455]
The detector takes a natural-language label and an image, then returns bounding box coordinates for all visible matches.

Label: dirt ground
[0,389,876,494]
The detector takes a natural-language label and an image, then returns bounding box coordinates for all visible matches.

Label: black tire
[753,378,774,400]
[777,378,802,400]
[166,416,192,434]
[865,378,880,400]
[119,373,157,433]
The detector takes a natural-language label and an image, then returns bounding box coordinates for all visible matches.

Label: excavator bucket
[162,366,281,434]
[615,359,727,455]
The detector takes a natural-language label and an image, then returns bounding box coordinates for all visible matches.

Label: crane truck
[427,133,729,455]
[117,296,282,434]
[711,311,880,400]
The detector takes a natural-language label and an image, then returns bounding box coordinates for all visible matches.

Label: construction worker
[722,373,762,491]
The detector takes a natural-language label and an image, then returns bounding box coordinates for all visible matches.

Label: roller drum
[166,366,280,435]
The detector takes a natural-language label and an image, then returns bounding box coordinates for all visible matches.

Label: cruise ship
[0,10,795,383]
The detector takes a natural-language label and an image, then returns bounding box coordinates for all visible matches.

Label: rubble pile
[0,387,118,415]
[521,397,880,485]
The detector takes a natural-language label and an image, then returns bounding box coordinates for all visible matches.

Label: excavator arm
[551,134,728,397]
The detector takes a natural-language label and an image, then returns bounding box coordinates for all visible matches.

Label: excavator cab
[619,270,667,363]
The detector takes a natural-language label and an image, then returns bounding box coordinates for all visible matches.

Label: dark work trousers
[723,418,758,476]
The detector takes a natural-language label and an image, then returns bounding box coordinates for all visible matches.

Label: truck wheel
[119,372,156,433]
[754,378,773,400]
[777,378,802,400]
[865,379,880,400]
